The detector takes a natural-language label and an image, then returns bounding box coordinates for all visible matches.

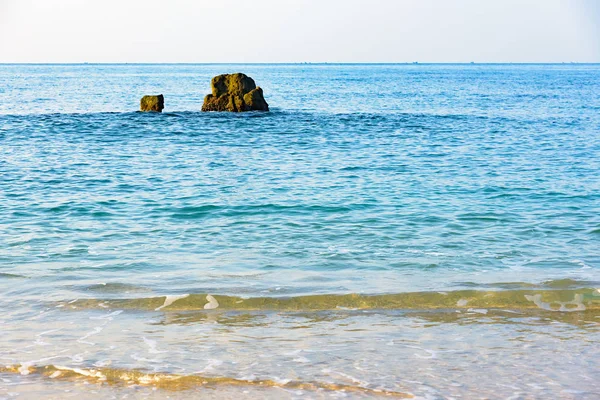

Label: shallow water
[1,64,600,399]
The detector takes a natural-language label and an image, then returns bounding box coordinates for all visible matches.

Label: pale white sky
[1,0,599,63]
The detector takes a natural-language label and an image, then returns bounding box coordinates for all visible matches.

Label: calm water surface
[1,64,599,399]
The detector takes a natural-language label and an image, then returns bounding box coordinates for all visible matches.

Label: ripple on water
[1,64,600,399]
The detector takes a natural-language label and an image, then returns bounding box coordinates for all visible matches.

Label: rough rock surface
[202,73,269,112]
[140,95,164,112]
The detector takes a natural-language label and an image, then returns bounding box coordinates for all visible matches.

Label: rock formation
[202,73,269,112]
[140,95,164,112]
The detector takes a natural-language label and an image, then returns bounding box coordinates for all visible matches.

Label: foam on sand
[0,364,412,397]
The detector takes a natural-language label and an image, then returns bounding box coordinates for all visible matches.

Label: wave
[64,287,600,312]
[454,278,600,290]
[167,203,373,220]
[0,272,27,279]
[0,109,523,129]
[0,364,411,397]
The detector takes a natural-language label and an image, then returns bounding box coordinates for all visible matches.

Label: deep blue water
[1,64,599,398]
[1,64,599,296]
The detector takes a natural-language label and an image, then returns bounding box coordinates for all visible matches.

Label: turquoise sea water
[1,64,600,399]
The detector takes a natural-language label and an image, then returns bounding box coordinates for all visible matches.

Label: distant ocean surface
[1,64,599,399]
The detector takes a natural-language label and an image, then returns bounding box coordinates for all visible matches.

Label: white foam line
[12,355,65,375]
[330,370,368,386]
[404,345,437,359]
[196,359,223,374]
[18,363,33,375]
[77,327,103,345]
[204,295,219,310]
[525,293,586,312]
[499,309,522,314]
[37,329,61,337]
[142,337,168,354]
[89,310,123,320]
[54,365,106,381]
[467,308,488,315]
[155,294,189,311]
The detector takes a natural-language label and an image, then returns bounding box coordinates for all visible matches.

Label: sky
[0,0,599,63]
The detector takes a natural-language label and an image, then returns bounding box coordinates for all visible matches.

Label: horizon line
[1,62,600,66]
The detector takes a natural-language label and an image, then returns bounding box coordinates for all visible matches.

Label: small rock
[140,95,164,112]
[202,73,269,112]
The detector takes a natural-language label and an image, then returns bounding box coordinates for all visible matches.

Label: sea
[0,64,599,399]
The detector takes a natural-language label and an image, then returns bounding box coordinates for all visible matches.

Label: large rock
[140,95,164,112]
[202,73,269,112]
